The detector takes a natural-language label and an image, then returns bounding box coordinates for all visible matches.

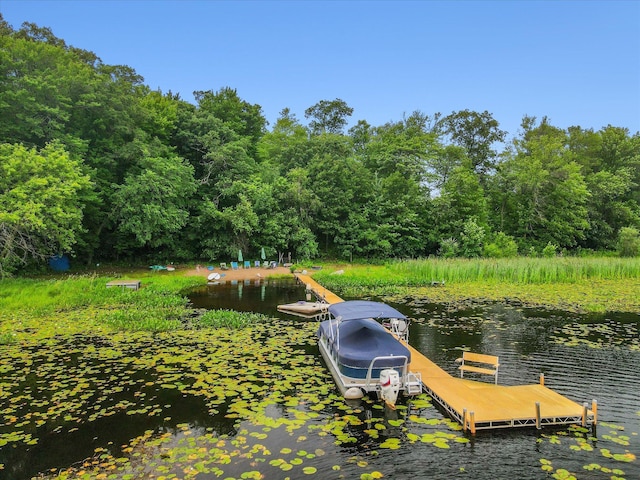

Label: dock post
[535,402,541,429]
[539,373,544,386]
[592,400,598,426]
[462,409,467,432]
[469,411,476,435]
[582,402,588,427]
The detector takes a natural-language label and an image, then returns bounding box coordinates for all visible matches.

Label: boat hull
[277,301,327,315]
[317,318,419,397]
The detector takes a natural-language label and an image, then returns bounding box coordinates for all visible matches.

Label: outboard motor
[379,369,400,408]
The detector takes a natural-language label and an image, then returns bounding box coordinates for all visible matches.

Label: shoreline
[183,265,293,282]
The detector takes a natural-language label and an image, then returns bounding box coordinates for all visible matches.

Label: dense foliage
[1,17,639,275]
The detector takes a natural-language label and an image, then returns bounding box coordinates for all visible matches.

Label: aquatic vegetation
[1,272,638,479]
[0,317,471,479]
[549,320,640,351]
[536,423,638,479]
[314,259,640,313]
[195,309,269,329]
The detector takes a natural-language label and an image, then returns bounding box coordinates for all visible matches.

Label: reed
[314,257,640,287]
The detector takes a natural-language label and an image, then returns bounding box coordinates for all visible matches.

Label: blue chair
[244,260,251,269]
[254,260,261,268]
[231,261,239,270]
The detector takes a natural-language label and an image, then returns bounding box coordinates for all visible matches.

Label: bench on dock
[455,352,500,384]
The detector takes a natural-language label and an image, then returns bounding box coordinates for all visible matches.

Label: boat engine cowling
[379,369,400,407]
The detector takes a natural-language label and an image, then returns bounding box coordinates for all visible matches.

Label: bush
[460,219,486,258]
[438,238,459,258]
[617,227,640,257]
[484,232,518,258]
[542,242,558,258]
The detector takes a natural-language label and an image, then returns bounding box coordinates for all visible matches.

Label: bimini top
[328,300,407,322]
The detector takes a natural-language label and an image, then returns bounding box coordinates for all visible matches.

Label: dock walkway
[294,273,595,432]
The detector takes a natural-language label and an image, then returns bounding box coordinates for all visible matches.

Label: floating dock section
[295,273,596,432]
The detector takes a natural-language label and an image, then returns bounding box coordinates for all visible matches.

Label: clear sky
[1,0,639,138]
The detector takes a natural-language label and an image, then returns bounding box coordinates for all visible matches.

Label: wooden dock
[106,279,141,291]
[294,273,595,432]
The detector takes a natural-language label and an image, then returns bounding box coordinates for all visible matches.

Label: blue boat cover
[318,318,411,369]
[328,300,406,321]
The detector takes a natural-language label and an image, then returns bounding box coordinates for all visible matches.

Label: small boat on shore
[317,300,422,406]
[277,301,328,316]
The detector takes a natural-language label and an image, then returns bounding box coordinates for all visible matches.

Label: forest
[1,16,639,276]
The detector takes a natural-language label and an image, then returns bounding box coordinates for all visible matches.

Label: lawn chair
[231,261,239,270]
[254,260,261,268]
[220,262,229,270]
[262,261,269,268]
[244,260,251,269]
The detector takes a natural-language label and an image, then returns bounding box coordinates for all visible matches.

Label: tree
[441,110,506,179]
[112,147,197,250]
[363,111,440,183]
[193,87,266,153]
[617,227,640,257]
[0,142,91,277]
[434,165,489,241]
[569,126,640,250]
[495,117,590,250]
[304,98,353,135]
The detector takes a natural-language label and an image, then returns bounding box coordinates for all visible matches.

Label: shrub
[542,242,558,258]
[617,227,640,257]
[460,219,486,258]
[484,232,518,258]
[438,238,459,258]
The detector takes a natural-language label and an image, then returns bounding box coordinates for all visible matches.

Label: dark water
[190,279,640,479]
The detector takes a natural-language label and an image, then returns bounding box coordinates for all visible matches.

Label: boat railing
[364,355,409,391]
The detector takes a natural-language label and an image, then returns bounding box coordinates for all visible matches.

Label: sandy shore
[184,265,293,282]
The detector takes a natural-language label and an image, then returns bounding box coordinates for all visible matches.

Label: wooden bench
[455,352,500,384]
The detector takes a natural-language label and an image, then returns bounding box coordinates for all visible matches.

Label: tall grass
[390,257,640,284]
[314,257,640,288]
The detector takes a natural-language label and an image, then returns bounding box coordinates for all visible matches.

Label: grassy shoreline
[0,257,638,344]
[311,258,640,314]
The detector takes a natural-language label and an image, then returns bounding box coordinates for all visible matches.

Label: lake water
[188,278,640,479]
[2,278,638,479]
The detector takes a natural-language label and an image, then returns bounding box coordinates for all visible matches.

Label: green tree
[0,142,91,276]
[112,147,197,251]
[484,232,518,258]
[495,117,590,250]
[305,98,353,135]
[441,109,506,178]
[460,218,486,258]
[363,111,440,182]
[434,165,488,241]
[617,227,640,257]
[569,126,640,250]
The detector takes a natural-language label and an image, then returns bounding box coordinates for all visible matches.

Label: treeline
[1,17,639,276]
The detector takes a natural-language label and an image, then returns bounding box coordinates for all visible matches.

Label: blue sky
[1,0,639,138]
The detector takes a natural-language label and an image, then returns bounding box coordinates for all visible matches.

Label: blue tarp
[49,254,70,272]
[331,318,411,368]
